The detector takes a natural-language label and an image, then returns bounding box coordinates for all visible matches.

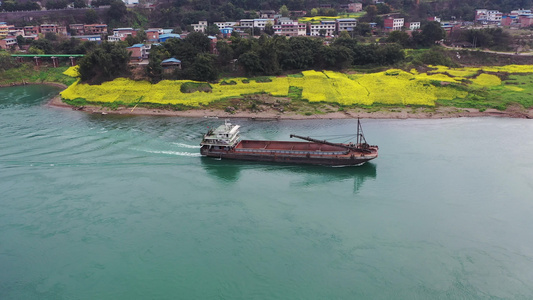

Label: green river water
[1,85,533,299]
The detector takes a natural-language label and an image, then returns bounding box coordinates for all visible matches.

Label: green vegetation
[180,82,212,93]
[0,64,76,86]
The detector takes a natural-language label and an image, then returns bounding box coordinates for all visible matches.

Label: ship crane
[289,119,374,153]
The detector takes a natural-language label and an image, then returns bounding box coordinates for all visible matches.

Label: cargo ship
[200,119,378,166]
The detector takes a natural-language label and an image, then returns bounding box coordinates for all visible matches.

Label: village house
[337,18,357,33]
[192,21,208,33]
[146,28,163,43]
[273,17,306,36]
[24,26,40,35]
[108,27,137,42]
[310,20,336,36]
[0,22,9,37]
[73,35,102,42]
[69,24,85,36]
[0,37,17,50]
[383,16,404,32]
[404,21,421,30]
[158,33,180,43]
[161,58,182,73]
[84,24,108,35]
[475,9,502,25]
[40,24,58,34]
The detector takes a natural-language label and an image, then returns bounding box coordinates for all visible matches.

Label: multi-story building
[214,22,237,29]
[192,21,208,32]
[475,9,502,24]
[273,17,306,36]
[0,37,17,50]
[253,19,274,30]
[404,21,421,30]
[145,28,163,42]
[24,25,40,35]
[40,24,58,34]
[310,20,336,36]
[84,24,108,35]
[8,27,25,37]
[57,26,68,36]
[0,23,9,37]
[69,24,85,35]
[108,28,137,42]
[238,19,254,28]
[73,35,102,42]
[383,17,404,31]
[337,18,357,33]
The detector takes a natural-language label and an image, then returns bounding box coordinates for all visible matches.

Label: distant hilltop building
[475,9,502,24]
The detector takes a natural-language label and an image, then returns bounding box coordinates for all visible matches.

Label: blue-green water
[2,85,533,299]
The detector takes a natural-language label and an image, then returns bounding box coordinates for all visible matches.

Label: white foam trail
[145,150,202,157]
[172,143,201,149]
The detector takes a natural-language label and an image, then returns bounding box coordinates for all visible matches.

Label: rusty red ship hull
[200,139,378,166]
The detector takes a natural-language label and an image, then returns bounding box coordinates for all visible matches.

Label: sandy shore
[47,95,533,120]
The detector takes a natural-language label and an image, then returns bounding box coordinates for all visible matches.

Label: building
[192,21,208,32]
[24,26,40,35]
[69,24,85,35]
[383,17,404,31]
[57,26,68,36]
[161,58,182,72]
[127,43,144,61]
[40,24,58,34]
[337,18,357,33]
[219,28,233,38]
[108,28,137,42]
[73,35,102,42]
[158,33,181,42]
[253,19,274,30]
[310,20,336,36]
[260,10,276,19]
[214,22,237,29]
[126,43,151,60]
[8,27,25,37]
[84,24,108,35]
[475,9,502,24]
[0,23,9,37]
[145,28,162,42]
[404,21,421,30]
[273,18,306,36]
[348,3,363,12]
[0,37,17,50]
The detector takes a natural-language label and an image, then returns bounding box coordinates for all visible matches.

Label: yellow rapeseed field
[60,65,533,108]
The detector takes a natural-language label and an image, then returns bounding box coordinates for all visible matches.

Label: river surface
[1,85,533,299]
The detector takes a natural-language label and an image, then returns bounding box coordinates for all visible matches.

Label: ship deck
[235,140,349,154]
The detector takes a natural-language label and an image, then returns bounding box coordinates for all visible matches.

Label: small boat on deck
[200,119,378,166]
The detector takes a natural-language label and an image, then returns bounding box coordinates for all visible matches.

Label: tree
[280,5,289,17]
[73,0,86,8]
[239,51,263,75]
[187,53,218,81]
[107,0,128,24]
[364,5,377,20]
[386,31,410,47]
[78,42,130,83]
[85,9,99,24]
[0,52,18,70]
[420,21,446,47]
[310,8,318,17]
[206,24,220,36]
[264,21,275,36]
[355,23,372,37]
[146,46,164,82]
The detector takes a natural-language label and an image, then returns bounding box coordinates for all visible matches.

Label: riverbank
[47,95,533,119]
